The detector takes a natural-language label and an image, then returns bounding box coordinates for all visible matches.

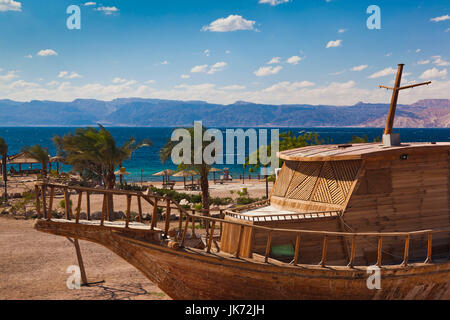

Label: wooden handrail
[36,183,450,269]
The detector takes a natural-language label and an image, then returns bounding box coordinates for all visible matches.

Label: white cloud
[329,70,345,76]
[37,49,58,57]
[263,81,315,93]
[419,67,447,79]
[430,14,450,22]
[84,2,96,6]
[267,57,281,64]
[58,71,82,79]
[417,60,430,65]
[204,49,210,57]
[160,60,169,65]
[207,61,227,74]
[258,0,290,5]
[368,67,396,79]
[0,71,18,82]
[221,85,246,90]
[190,62,227,74]
[385,53,392,57]
[201,15,257,32]
[225,50,231,54]
[286,56,302,65]
[326,40,342,48]
[254,65,283,76]
[446,28,450,32]
[338,29,347,33]
[191,65,209,73]
[24,54,32,59]
[0,0,21,12]
[416,49,421,53]
[95,6,119,15]
[351,65,368,72]
[431,55,450,66]
[181,74,191,79]
[145,80,156,84]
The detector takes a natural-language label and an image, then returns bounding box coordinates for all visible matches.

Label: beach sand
[0,217,169,300]
[0,177,273,300]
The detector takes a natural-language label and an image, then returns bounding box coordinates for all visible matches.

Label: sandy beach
[0,177,272,300]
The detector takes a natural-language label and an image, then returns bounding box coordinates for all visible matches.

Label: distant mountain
[0,98,448,128]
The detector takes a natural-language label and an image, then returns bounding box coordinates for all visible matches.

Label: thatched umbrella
[209,167,221,183]
[173,170,198,188]
[50,155,64,173]
[152,169,175,184]
[115,167,131,185]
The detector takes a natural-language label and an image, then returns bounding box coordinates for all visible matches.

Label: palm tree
[0,137,8,201]
[53,125,151,219]
[160,125,212,212]
[22,145,50,178]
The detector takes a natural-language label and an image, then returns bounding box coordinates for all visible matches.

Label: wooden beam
[151,197,158,230]
[207,221,216,253]
[76,192,82,224]
[47,187,54,221]
[41,185,47,219]
[86,192,91,221]
[125,195,132,228]
[293,234,301,265]
[377,236,383,267]
[137,195,143,223]
[425,233,432,264]
[35,185,41,218]
[164,198,171,236]
[264,232,272,263]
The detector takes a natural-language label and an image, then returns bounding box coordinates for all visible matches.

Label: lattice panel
[286,162,322,200]
[272,159,362,206]
[272,161,299,197]
[311,160,361,205]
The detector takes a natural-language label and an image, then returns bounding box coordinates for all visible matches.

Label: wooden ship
[34,64,450,299]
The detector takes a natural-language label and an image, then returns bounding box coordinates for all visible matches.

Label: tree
[160,125,212,212]
[349,135,381,144]
[53,125,152,190]
[0,137,8,201]
[245,131,323,172]
[53,125,151,220]
[22,145,50,178]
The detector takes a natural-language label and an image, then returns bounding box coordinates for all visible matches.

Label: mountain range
[0,98,448,128]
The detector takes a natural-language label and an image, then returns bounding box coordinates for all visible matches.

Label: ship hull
[35,220,450,300]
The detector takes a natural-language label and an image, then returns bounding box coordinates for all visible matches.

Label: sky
[0,0,449,105]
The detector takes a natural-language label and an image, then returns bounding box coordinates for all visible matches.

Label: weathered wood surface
[34,219,450,300]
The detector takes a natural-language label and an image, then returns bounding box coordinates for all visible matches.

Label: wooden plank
[76,192,82,224]
[125,195,132,228]
[35,185,41,218]
[165,198,171,236]
[86,192,91,221]
[151,197,158,230]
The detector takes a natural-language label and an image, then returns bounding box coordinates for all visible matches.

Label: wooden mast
[379,64,431,145]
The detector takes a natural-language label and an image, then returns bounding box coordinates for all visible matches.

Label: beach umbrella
[173,170,198,188]
[209,167,221,182]
[115,167,131,184]
[153,169,175,184]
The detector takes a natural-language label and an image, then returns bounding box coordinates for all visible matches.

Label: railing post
[293,233,301,265]
[347,235,356,268]
[264,232,272,263]
[207,221,216,253]
[86,191,91,221]
[125,195,132,228]
[180,215,191,247]
[235,225,245,259]
[377,236,383,267]
[219,209,224,238]
[402,235,410,267]
[75,191,82,224]
[35,185,41,218]
[41,185,47,219]
[425,233,432,264]
[137,195,143,223]
[64,187,70,220]
[191,210,196,238]
[47,186,55,221]
[319,235,328,266]
[151,197,158,230]
[164,198,171,236]
[100,193,106,226]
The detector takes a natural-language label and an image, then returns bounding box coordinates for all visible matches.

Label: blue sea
[1,127,449,182]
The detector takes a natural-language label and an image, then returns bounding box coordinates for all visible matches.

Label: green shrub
[59,199,72,209]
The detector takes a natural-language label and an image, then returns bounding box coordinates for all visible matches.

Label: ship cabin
[221,142,450,266]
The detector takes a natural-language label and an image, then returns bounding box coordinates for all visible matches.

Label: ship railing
[34,183,449,269]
